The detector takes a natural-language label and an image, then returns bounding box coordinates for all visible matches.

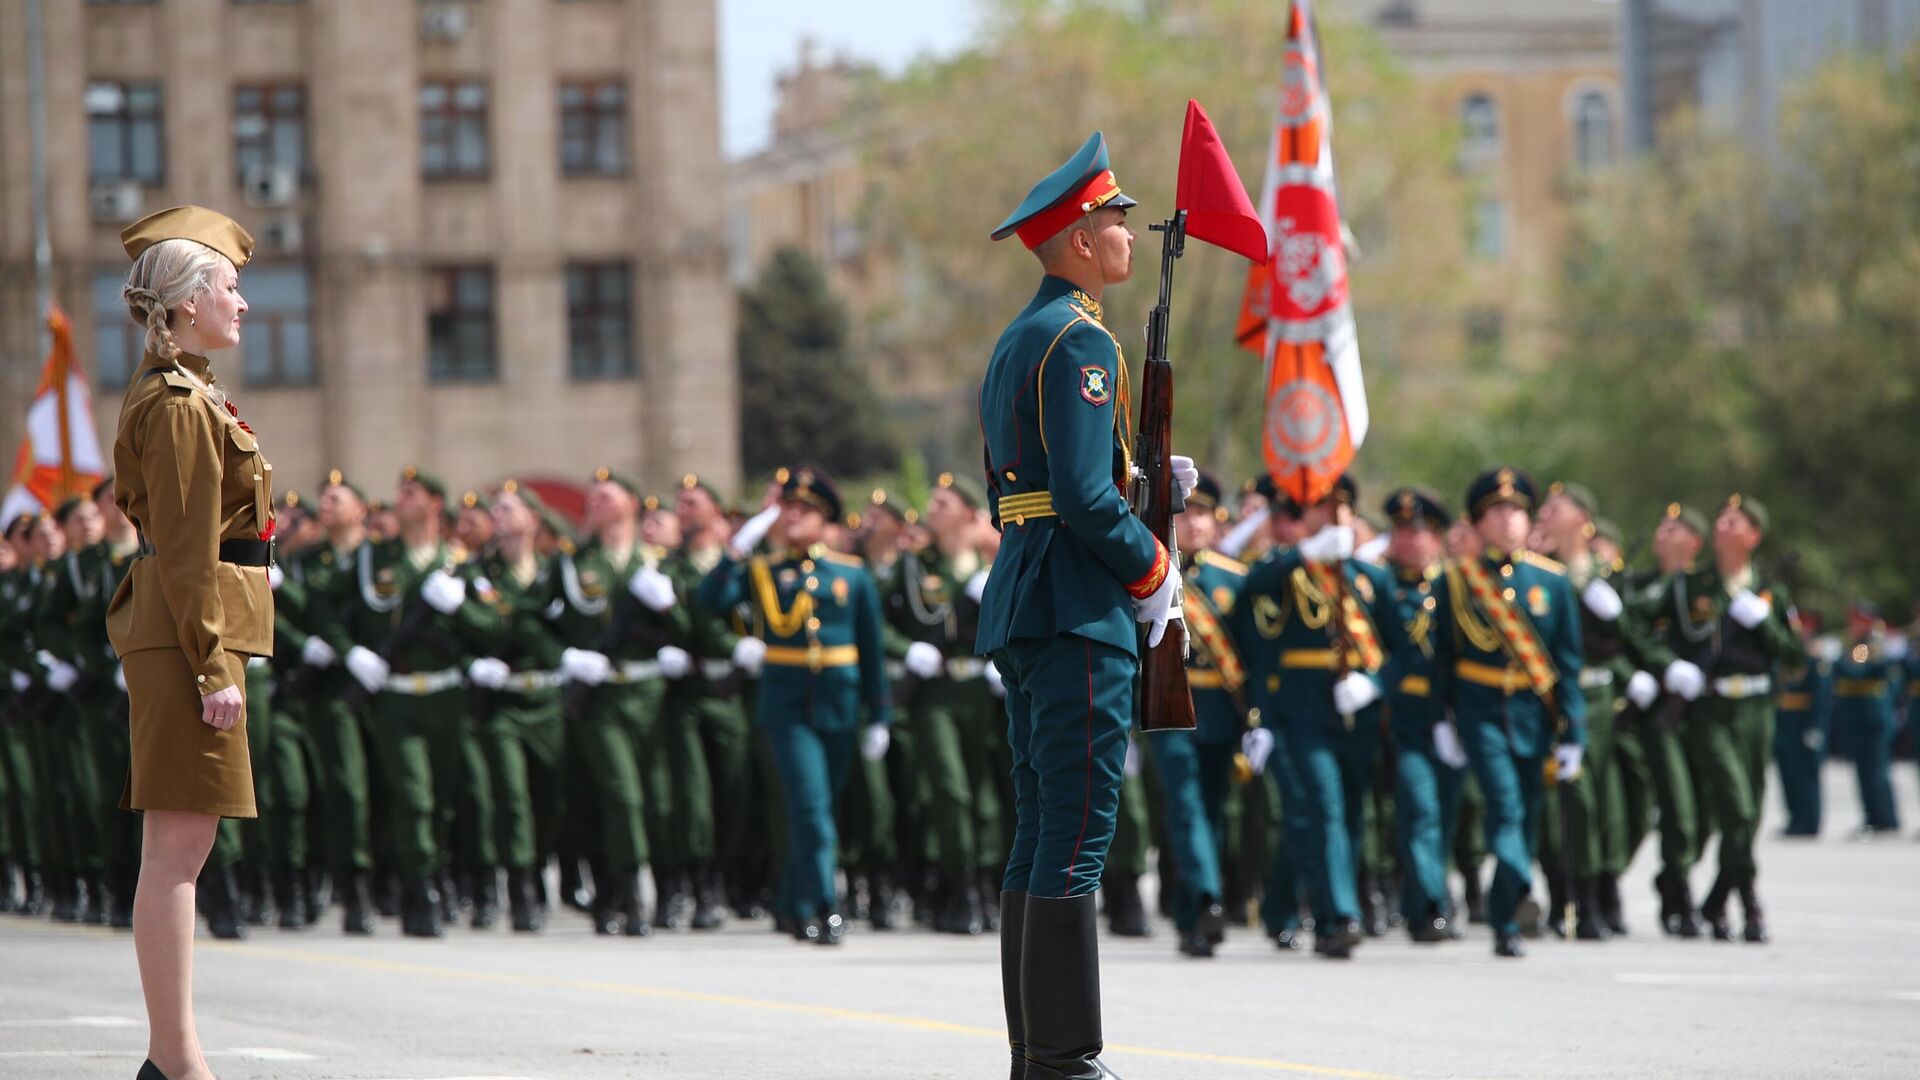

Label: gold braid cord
[1304,562,1385,672]
[749,557,814,640]
[1451,559,1557,697]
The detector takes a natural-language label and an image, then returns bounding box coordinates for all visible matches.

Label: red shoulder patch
[1079,365,1112,405]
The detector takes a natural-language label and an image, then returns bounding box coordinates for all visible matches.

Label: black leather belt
[137,535,275,567]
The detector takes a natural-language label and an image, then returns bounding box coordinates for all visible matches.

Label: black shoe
[1000,891,1029,1080]
[1544,872,1568,939]
[1178,928,1216,958]
[1102,874,1151,938]
[1273,927,1305,952]
[400,879,445,938]
[817,908,845,946]
[689,878,725,931]
[1359,876,1388,938]
[199,866,247,941]
[1494,933,1526,958]
[1575,878,1611,941]
[274,868,309,930]
[1514,896,1543,939]
[507,869,543,933]
[1197,896,1227,946]
[0,858,17,913]
[137,1059,169,1080]
[651,867,687,930]
[1312,930,1353,959]
[1738,884,1768,944]
[1461,871,1487,924]
[1021,893,1122,1078]
[867,874,902,931]
[1700,879,1732,942]
[1409,915,1449,944]
[1599,873,1627,936]
[342,872,376,935]
[470,872,499,930]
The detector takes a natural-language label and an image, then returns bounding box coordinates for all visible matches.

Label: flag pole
[26,0,54,360]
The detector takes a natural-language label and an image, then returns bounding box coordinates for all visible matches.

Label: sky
[719,0,982,158]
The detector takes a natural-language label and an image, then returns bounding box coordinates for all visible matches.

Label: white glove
[1131,567,1183,648]
[861,723,891,762]
[983,660,1005,698]
[731,636,767,676]
[904,642,943,680]
[656,646,693,680]
[113,664,127,693]
[1885,635,1910,660]
[1332,670,1380,716]
[1241,727,1275,775]
[345,646,391,694]
[1581,578,1623,621]
[1355,534,1391,566]
[1728,589,1771,630]
[467,657,511,690]
[421,570,467,615]
[1432,720,1469,769]
[1297,525,1355,563]
[1815,637,1844,663]
[268,564,285,591]
[1553,743,1585,783]
[629,566,677,612]
[1217,506,1268,559]
[36,651,80,693]
[8,670,28,693]
[301,636,339,669]
[1123,740,1141,778]
[1170,454,1199,502]
[561,647,612,686]
[1626,670,1659,710]
[1663,659,1706,702]
[965,569,990,603]
[731,504,781,553]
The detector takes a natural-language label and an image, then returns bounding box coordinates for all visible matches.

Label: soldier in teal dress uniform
[1772,626,1831,838]
[1833,602,1904,835]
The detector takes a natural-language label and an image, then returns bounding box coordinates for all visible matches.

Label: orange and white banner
[2,305,106,527]
[1238,0,1367,507]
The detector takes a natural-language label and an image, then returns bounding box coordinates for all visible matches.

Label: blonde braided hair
[122,238,227,363]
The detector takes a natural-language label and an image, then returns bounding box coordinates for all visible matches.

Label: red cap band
[1015,170,1124,250]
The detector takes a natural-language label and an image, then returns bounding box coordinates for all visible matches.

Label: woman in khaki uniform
[107,206,274,1080]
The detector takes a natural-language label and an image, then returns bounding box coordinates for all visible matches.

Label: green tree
[738,248,902,480]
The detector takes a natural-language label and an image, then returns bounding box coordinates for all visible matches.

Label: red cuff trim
[1125,539,1170,600]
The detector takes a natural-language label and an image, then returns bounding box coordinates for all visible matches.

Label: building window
[233,84,307,184]
[1459,93,1500,170]
[1573,90,1614,172]
[239,265,314,386]
[567,262,635,379]
[559,81,629,177]
[1469,196,1504,260]
[420,80,490,180]
[1464,308,1505,372]
[87,81,165,185]
[427,267,496,382]
[92,270,143,389]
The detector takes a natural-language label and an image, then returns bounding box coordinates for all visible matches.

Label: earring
[190,317,196,327]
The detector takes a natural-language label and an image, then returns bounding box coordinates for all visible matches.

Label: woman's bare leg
[135,810,219,1080]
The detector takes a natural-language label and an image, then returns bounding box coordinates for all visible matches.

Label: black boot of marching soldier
[1023,894,1124,1079]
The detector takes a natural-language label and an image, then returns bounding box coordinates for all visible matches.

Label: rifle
[1129,210,1197,733]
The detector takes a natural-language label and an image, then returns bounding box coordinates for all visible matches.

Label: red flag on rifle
[1175,100,1267,263]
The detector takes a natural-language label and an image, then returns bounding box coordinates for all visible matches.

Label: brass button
[1499,564,1513,578]
[1004,471,1016,481]
[1503,588,1516,602]
[806,617,821,632]
[805,576,819,591]
[1014,515,1026,526]
[196,674,207,683]
[801,560,815,572]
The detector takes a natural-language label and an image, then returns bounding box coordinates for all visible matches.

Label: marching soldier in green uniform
[699,469,892,946]
[12,514,75,920]
[1772,620,1831,838]
[1235,474,1402,960]
[38,496,114,925]
[320,466,503,937]
[1379,486,1465,943]
[1626,494,1800,942]
[466,481,569,932]
[1534,481,1633,939]
[658,472,754,929]
[1621,502,1710,936]
[552,468,684,936]
[260,490,318,928]
[1,515,52,916]
[1833,602,1903,836]
[862,489,925,928]
[977,130,1190,1077]
[880,472,999,936]
[1428,468,1586,959]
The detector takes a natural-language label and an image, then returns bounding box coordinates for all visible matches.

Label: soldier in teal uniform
[976,132,1190,1079]
[1772,620,1831,838]
[699,468,892,946]
[1624,494,1799,942]
[1379,486,1465,943]
[1428,468,1586,958]
[318,467,503,937]
[1833,602,1903,835]
[1235,474,1402,960]
[1150,471,1258,958]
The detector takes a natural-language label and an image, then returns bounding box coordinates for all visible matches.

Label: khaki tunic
[107,350,274,815]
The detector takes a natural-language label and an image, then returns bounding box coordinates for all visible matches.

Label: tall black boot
[1544,866,1569,939]
[1022,894,1122,1079]
[623,873,653,938]
[198,866,247,941]
[242,864,273,927]
[341,871,376,935]
[1102,873,1150,939]
[1461,867,1486,924]
[1700,877,1733,941]
[400,877,444,938]
[1001,891,1028,1080]
[651,866,686,930]
[20,868,46,916]
[470,869,500,930]
[690,865,725,930]
[869,872,901,930]
[1574,877,1611,941]
[508,868,543,933]
[1738,883,1768,944]
[1598,872,1627,936]
[274,867,309,930]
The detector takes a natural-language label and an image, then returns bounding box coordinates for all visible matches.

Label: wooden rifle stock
[1132,213,1196,733]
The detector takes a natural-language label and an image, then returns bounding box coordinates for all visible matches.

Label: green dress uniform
[1428,469,1586,957]
[0,556,48,913]
[1772,651,1830,837]
[698,474,890,942]
[1625,498,1799,939]
[316,518,502,936]
[1833,634,1903,833]
[552,525,681,935]
[1235,524,1403,957]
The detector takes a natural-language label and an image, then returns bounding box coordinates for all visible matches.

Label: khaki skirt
[120,648,257,818]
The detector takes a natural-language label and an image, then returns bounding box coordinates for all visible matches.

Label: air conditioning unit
[90,179,142,223]
[420,3,469,42]
[259,214,305,255]
[243,163,299,207]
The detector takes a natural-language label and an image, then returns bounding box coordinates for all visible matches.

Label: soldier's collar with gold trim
[1068,288,1103,324]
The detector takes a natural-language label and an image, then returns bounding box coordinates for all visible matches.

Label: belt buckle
[408,674,427,694]
[806,643,823,673]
